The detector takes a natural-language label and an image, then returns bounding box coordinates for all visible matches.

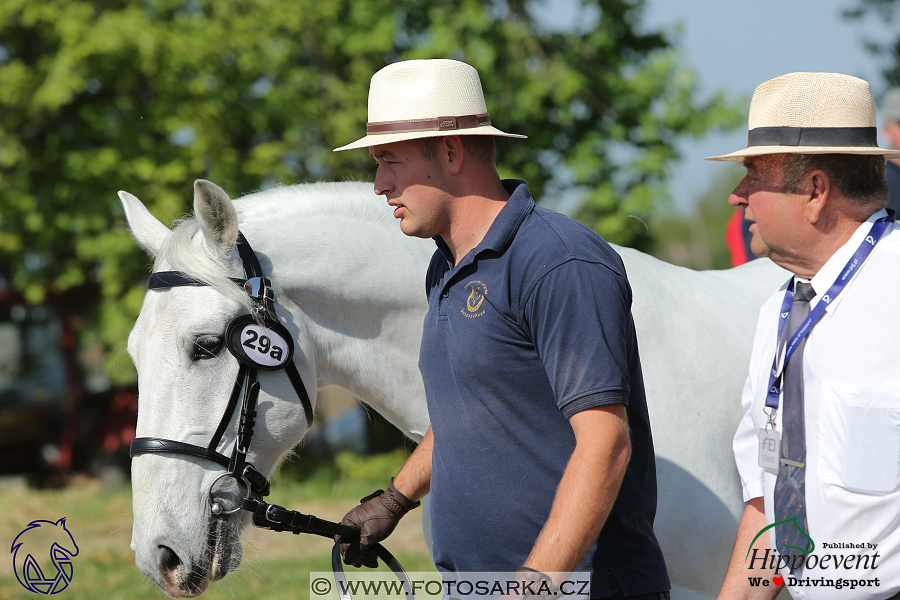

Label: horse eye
[192,336,222,360]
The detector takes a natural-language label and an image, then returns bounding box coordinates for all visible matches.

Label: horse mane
[153,181,386,310]
[233,181,390,226]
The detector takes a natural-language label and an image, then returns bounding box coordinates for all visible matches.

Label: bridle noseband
[129,231,413,599]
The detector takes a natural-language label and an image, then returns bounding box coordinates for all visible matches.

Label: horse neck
[237,194,433,441]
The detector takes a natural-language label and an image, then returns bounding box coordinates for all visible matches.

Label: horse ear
[119,191,170,257]
[193,179,239,253]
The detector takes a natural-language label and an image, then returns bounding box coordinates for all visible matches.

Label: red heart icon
[773,576,784,586]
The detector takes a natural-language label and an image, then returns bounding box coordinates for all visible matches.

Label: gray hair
[780,153,889,212]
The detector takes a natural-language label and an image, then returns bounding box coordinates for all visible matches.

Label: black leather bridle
[129,231,414,600]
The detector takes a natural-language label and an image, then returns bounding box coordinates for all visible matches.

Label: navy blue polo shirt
[887,160,900,216]
[419,180,669,598]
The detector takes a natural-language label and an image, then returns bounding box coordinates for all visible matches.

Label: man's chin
[748,235,769,260]
[399,220,434,240]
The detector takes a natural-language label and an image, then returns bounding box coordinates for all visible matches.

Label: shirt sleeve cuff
[742,478,765,503]
[559,389,629,420]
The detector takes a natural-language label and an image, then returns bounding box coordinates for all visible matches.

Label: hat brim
[706,145,900,161]
[333,126,526,152]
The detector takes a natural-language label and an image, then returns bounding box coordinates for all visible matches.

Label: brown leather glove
[335,478,421,568]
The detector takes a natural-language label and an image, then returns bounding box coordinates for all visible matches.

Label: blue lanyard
[765,212,895,411]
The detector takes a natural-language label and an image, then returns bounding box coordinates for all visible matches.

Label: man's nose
[374,166,392,196]
[728,177,749,207]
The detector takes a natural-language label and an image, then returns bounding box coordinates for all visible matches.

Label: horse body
[621,247,787,595]
[123,180,787,598]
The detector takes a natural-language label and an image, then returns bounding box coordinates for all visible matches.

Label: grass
[0,450,435,600]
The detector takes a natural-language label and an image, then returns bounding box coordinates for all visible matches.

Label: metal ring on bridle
[208,472,253,516]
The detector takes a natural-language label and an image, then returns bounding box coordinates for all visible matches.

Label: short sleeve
[522,259,634,418]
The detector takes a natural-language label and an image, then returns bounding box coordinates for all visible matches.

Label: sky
[643,0,898,213]
[537,0,899,214]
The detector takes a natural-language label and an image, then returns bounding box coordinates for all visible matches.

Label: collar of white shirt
[801,208,890,315]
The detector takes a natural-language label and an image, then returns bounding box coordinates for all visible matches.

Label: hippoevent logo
[10,518,79,594]
[746,517,816,561]
[745,519,882,591]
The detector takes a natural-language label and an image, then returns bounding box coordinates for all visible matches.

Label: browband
[148,271,245,289]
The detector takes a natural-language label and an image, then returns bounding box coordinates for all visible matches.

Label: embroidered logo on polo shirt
[462,280,488,318]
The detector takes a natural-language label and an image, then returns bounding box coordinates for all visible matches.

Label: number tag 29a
[225,315,294,370]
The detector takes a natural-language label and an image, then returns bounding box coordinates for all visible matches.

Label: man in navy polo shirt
[333,59,669,599]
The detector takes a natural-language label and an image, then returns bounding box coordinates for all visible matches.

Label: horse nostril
[159,545,181,573]
[157,544,208,596]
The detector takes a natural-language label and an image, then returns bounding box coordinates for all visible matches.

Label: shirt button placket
[439,288,449,318]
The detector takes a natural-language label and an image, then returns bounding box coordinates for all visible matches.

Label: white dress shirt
[734,209,900,599]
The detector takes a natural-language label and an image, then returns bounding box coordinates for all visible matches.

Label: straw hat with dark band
[706,72,900,161]
[333,59,525,152]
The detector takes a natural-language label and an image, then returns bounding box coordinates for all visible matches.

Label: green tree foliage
[845,0,900,85]
[0,0,741,382]
[649,167,745,271]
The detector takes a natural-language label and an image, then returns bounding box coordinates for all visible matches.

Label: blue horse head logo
[11,517,79,594]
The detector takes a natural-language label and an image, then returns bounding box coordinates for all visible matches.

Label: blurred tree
[0,0,741,382]
[648,166,744,271]
[844,0,900,86]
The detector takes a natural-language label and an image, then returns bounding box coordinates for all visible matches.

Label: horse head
[121,180,316,597]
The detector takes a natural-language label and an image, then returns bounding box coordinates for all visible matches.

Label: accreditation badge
[758,428,781,474]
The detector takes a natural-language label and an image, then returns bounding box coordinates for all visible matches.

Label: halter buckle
[265,503,286,524]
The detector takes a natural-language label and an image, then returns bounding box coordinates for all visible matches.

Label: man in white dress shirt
[710,72,900,600]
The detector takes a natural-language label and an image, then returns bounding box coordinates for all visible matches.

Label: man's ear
[805,170,831,224]
[444,135,464,175]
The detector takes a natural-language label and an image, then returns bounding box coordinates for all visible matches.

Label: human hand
[334,478,420,568]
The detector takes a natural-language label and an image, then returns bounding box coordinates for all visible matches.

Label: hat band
[367,113,491,135]
[748,126,877,148]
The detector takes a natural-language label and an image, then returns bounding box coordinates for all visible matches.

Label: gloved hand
[335,478,421,568]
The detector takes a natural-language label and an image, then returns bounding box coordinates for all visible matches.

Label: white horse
[122,179,788,598]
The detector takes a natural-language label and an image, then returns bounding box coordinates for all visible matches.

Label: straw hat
[333,59,525,152]
[706,72,900,161]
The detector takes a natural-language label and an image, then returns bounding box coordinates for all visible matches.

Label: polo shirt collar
[433,179,534,269]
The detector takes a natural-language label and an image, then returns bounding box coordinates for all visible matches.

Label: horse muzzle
[140,516,241,598]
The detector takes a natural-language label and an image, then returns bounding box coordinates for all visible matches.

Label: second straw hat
[707,72,900,161]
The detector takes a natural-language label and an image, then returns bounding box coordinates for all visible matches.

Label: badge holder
[758,410,781,474]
